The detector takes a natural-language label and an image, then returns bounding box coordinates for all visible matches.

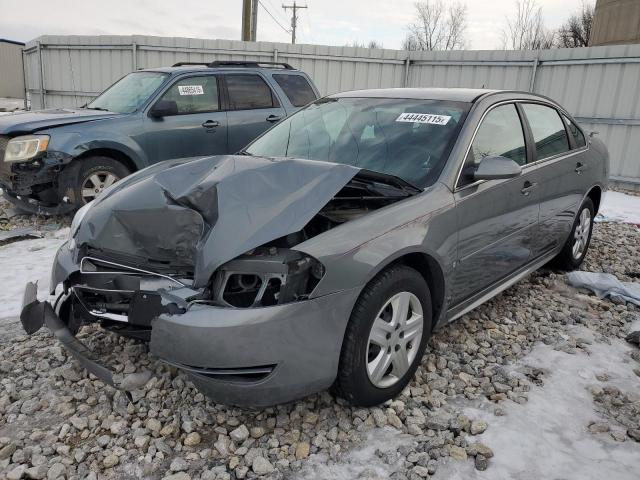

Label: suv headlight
[211,249,325,308]
[4,135,50,163]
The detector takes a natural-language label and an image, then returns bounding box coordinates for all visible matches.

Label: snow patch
[0,229,68,319]
[433,326,640,480]
[295,427,414,480]
[596,191,640,225]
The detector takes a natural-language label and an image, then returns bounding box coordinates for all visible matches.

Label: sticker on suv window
[178,85,204,96]
[396,113,451,125]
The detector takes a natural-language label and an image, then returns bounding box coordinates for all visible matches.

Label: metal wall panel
[0,41,25,99]
[22,35,640,182]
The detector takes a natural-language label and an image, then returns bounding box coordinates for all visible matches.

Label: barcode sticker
[396,113,451,125]
[178,85,204,96]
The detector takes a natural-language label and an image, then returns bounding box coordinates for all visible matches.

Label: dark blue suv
[0,61,319,214]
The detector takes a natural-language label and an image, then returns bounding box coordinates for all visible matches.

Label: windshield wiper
[356,170,422,196]
[85,107,111,112]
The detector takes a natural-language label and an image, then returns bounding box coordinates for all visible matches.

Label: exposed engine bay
[59,171,416,336]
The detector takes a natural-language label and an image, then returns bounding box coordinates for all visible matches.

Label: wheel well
[393,252,446,328]
[75,148,137,174]
[587,186,602,214]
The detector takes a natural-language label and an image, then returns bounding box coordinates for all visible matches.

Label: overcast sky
[0,0,587,50]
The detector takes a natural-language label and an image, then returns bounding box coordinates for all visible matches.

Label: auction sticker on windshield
[396,113,451,125]
[178,85,204,96]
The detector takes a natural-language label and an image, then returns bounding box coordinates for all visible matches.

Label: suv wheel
[552,197,595,270]
[75,156,130,206]
[334,265,432,406]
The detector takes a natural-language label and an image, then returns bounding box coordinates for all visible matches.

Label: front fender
[295,183,458,298]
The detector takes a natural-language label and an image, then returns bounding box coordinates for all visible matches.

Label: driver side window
[458,104,526,188]
[159,76,220,114]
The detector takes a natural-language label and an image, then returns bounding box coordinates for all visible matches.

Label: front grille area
[0,135,11,184]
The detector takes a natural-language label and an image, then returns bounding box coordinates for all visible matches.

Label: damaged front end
[20,154,417,405]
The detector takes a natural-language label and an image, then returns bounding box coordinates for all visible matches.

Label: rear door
[222,73,286,153]
[452,103,540,303]
[518,103,586,257]
[140,74,228,162]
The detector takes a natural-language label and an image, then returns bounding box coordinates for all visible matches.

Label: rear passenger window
[225,74,278,110]
[522,104,570,160]
[160,76,219,114]
[458,104,526,187]
[273,74,318,107]
[562,114,587,149]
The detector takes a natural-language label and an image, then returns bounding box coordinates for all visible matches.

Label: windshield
[87,71,168,114]
[246,97,469,188]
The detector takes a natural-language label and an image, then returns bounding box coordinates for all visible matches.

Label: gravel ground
[0,199,639,480]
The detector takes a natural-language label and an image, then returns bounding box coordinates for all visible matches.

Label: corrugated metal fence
[23,35,640,184]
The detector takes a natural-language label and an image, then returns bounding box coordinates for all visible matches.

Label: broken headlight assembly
[4,134,49,163]
[211,248,325,308]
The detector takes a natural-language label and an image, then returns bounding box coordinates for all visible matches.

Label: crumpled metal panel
[74,155,360,285]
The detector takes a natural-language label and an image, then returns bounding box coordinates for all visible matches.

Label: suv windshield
[87,71,168,114]
[246,97,469,187]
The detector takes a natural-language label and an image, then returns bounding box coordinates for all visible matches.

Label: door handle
[202,120,220,129]
[575,162,585,174]
[521,181,538,196]
[266,114,282,123]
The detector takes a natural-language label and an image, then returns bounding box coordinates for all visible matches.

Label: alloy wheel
[572,207,592,259]
[366,291,424,388]
[81,171,120,203]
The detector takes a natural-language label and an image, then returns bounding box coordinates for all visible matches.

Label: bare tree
[502,0,555,50]
[346,40,384,49]
[402,0,467,51]
[557,1,594,48]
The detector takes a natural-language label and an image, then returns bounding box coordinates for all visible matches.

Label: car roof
[330,87,500,103]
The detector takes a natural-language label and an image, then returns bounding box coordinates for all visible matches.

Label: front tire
[334,265,432,406]
[73,156,130,207]
[552,197,594,270]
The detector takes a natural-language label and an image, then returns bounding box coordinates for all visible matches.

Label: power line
[264,0,290,25]
[258,0,291,34]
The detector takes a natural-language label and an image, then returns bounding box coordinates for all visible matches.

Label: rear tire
[334,265,432,406]
[552,197,594,270]
[73,156,130,207]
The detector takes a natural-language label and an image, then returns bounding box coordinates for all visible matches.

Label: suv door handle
[266,114,282,123]
[521,181,538,196]
[202,120,220,129]
[575,162,585,174]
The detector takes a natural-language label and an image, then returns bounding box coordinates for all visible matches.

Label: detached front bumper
[22,246,361,407]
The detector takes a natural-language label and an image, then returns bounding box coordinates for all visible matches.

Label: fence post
[21,49,28,110]
[37,41,46,108]
[403,55,411,87]
[529,57,539,92]
[273,48,278,63]
[132,42,138,70]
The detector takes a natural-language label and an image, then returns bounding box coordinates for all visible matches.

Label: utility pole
[282,1,307,44]
[241,0,252,41]
[250,0,258,41]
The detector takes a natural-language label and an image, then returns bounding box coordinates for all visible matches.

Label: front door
[222,73,286,153]
[451,103,540,303]
[141,74,228,163]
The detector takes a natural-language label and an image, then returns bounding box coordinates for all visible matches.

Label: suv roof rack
[172,60,294,69]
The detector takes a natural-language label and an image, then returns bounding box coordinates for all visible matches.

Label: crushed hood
[75,155,360,286]
[0,108,119,135]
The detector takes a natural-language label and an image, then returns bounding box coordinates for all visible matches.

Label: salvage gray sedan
[21,88,609,407]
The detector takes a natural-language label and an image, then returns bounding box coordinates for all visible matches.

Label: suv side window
[159,76,219,114]
[562,114,587,149]
[458,104,526,187]
[272,74,318,107]
[521,103,570,160]
[225,74,279,110]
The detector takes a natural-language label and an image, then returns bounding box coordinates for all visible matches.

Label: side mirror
[474,156,522,181]
[149,100,178,118]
